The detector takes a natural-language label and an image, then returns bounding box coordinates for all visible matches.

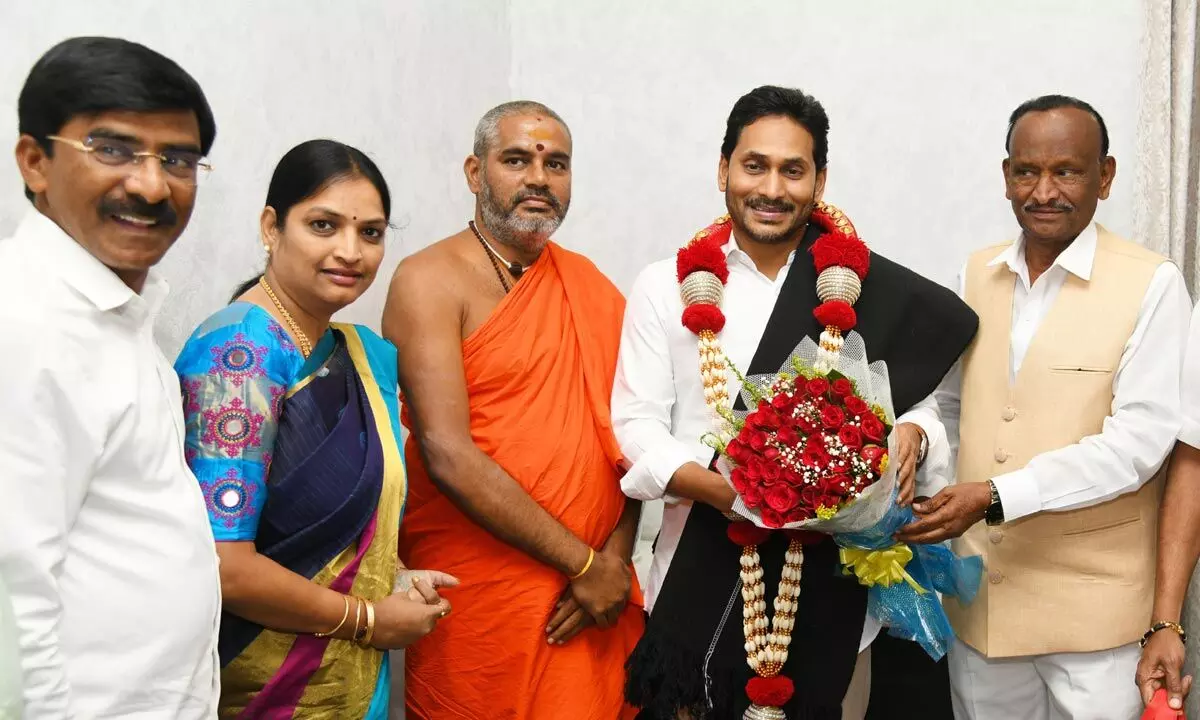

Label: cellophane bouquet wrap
[708,331,982,659]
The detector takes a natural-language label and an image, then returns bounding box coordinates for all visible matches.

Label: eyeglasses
[46,135,212,184]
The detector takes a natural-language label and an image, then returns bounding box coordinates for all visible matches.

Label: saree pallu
[218,324,406,720]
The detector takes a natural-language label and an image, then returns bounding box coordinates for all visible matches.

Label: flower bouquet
[705,331,982,717]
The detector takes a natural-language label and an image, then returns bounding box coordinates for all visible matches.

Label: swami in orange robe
[399,242,644,719]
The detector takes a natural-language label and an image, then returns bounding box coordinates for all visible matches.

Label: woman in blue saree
[176,140,454,718]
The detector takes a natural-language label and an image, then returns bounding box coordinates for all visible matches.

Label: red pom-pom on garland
[813,300,857,333]
[676,238,731,284]
[682,303,726,334]
[746,676,795,707]
[727,521,772,547]
[811,234,870,279]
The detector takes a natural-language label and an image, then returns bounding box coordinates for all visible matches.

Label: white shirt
[0,211,221,719]
[907,223,1191,521]
[612,235,946,652]
[1178,302,1200,449]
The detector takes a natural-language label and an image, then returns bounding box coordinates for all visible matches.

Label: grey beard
[479,181,565,246]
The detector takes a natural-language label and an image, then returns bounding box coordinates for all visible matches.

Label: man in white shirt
[614,85,978,720]
[897,95,1191,720]
[0,37,222,718]
[1135,302,1200,714]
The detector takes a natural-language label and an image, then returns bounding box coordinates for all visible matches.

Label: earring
[263,244,271,255]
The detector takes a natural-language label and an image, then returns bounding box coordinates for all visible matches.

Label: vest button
[1001,406,1017,422]
[989,530,1003,544]
[988,570,1003,584]
[994,449,1009,463]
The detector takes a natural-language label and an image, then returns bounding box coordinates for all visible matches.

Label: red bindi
[536,143,545,152]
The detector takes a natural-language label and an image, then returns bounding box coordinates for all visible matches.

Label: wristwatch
[916,430,929,466]
[984,480,1005,526]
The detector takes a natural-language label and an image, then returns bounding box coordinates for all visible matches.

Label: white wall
[0,0,513,357]
[509,0,1141,292]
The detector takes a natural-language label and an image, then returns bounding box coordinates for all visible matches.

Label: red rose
[831,377,854,399]
[761,508,786,528]
[806,378,830,397]
[800,483,822,507]
[825,472,854,494]
[844,396,869,417]
[743,483,764,508]
[763,446,780,462]
[748,430,768,453]
[820,404,846,430]
[818,488,844,511]
[776,425,800,447]
[861,413,886,443]
[782,469,804,488]
[785,506,813,524]
[765,484,800,513]
[838,425,863,450]
[726,438,749,464]
[771,393,792,412]
[796,414,819,435]
[730,467,748,494]
[745,457,765,482]
[801,437,830,468]
[762,462,782,486]
[861,445,887,473]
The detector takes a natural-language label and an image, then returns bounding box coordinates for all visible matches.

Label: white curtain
[1136,1,1200,715]
[1134,0,1200,287]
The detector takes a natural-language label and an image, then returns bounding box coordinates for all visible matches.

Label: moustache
[1023,202,1073,213]
[746,197,796,213]
[99,195,178,227]
[511,188,564,214]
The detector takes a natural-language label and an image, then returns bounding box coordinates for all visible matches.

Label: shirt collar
[722,233,798,273]
[986,221,1098,282]
[16,209,168,314]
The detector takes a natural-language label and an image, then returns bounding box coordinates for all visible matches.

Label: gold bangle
[359,600,377,647]
[349,597,364,642]
[314,595,350,638]
[568,548,595,580]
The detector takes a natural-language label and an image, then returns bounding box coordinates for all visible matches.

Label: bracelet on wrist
[314,594,351,638]
[1140,621,1187,648]
[569,548,595,580]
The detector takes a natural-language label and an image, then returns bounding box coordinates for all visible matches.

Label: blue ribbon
[834,485,983,660]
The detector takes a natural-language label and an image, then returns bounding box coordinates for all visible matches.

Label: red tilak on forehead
[536,143,545,151]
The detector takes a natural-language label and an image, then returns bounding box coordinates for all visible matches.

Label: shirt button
[989,570,1004,585]
[317,367,330,378]
[1001,407,1017,422]
[989,530,1003,544]
[994,449,1009,463]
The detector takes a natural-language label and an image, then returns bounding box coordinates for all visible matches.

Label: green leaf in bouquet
[701,431,727,455]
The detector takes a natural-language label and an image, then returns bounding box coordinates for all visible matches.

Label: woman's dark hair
[18,36,216,202]
[721,85,830,170]
[230,139,391,301]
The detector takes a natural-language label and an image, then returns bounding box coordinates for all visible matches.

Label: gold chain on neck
[258,276,312,358]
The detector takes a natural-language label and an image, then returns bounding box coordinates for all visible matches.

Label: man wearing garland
[613,85,978,719]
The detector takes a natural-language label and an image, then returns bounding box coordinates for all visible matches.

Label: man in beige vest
[896,95,1191,719]
[1135,303,1200,713]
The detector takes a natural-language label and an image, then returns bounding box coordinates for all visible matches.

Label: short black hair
[18,36,217,201]
[721,86,830,170]
[1005,94,1109,158]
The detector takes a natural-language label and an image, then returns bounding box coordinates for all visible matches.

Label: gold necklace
[258,276,312,358]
